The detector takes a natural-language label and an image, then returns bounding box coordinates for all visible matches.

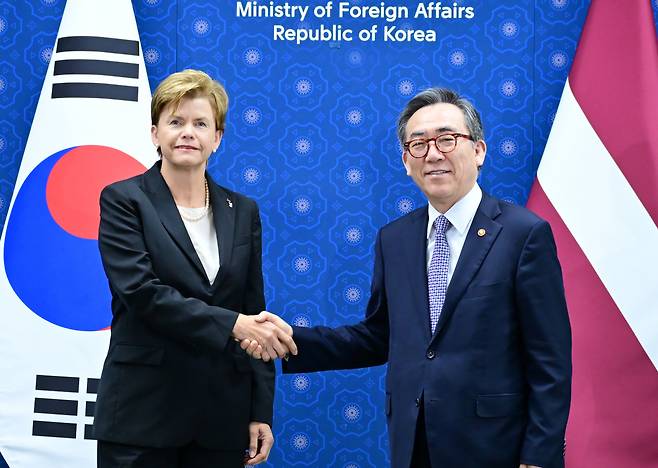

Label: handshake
[232,312,297,362]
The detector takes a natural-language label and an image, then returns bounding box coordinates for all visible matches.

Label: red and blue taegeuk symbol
[4,145,145,331]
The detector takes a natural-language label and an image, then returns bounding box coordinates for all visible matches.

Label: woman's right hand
[232,312,297,361]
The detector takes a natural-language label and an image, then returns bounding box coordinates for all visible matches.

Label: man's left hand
[244,422,273,465]
[520,465,542,468]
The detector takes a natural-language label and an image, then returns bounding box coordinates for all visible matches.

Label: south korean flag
[0,1,155,466]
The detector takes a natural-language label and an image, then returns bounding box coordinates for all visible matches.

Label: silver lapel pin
[226,198,233,208]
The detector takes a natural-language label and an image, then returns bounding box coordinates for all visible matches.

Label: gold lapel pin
[477,228,486,237]
[227,198,233,208]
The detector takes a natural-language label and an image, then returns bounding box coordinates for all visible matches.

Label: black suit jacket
[284,193,571,468]
[93,162,274,450]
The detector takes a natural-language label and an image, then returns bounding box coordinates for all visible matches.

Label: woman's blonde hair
[151,69,229,133]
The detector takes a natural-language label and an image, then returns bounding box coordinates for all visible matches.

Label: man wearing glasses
[251,88,572,468]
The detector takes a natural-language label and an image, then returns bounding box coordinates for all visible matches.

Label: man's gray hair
[397,87,484,146]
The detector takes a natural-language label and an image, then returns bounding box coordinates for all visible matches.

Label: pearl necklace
[178,179,209,223]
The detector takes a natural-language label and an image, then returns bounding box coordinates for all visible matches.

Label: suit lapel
[401,207,433,343]
[208,177,235,283]
[142,162,207,279]
[430,194,502,345]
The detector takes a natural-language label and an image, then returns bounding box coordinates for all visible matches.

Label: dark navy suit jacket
[284,193,571,468]
[93,162,274,450]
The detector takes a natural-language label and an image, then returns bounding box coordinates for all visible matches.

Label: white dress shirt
[177,206,220,284]
[426,184,483,285]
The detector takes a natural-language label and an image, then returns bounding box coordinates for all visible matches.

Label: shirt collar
[426,184,483,239]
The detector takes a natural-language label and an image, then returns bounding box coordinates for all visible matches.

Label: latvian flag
[527,0,658,466]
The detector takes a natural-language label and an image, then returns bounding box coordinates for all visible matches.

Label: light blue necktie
[428,215,450,334]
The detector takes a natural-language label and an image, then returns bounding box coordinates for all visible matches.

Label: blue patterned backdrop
[2,1,658,467]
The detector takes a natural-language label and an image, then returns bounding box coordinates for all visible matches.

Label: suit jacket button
[415,398,421,407]
[426,350,435,359]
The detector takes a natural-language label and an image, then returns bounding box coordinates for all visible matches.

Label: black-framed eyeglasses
[403,133,473,158]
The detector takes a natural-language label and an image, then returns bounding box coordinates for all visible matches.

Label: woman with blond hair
[93,69,295,467]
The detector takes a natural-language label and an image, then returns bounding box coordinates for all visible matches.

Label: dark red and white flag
[527,0,658,466]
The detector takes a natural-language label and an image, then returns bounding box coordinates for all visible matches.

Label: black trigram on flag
[52,36,140,102]
[32,374,99,440]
